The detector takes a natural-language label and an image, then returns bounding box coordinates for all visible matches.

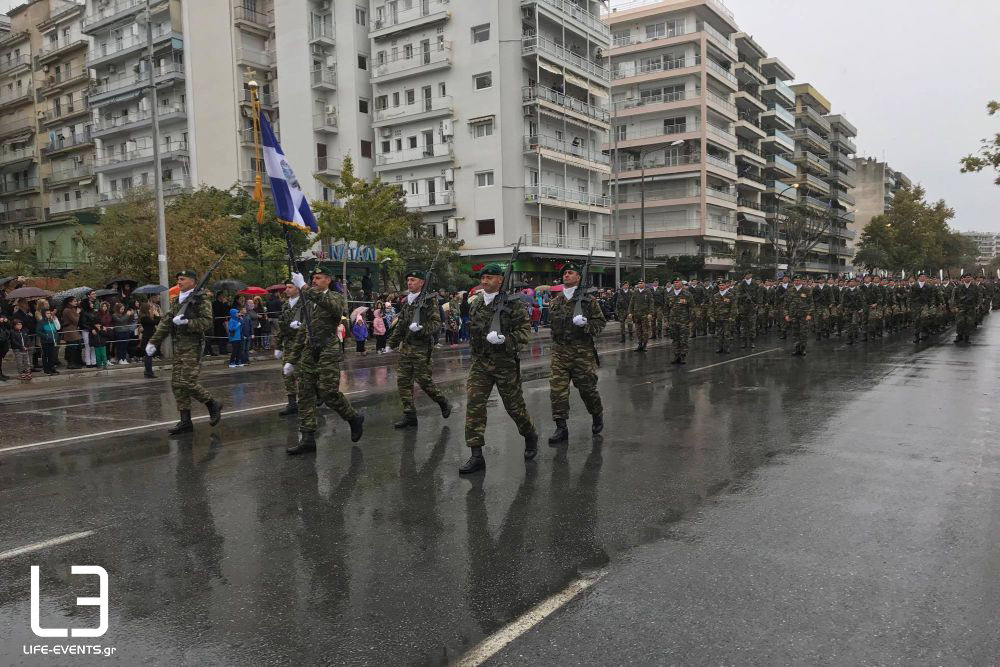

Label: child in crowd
[530,302,541,333]
[228,308,243,368]
[92,322,109,369]
[352,315,368,356]
[11,318,31,382]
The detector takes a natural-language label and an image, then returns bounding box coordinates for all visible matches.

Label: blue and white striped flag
[259,112,318,233]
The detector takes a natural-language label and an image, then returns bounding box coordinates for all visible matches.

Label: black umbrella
[133,284,169,295]
[0,275,17,285]
[6,287,51,300]
[105,277,138,289]
[51,286,94,308]
[211,279,247,292]
[94,288,119,298]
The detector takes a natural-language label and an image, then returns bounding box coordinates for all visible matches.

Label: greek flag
[260,112,318,233]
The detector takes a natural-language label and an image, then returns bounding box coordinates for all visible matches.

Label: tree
[767,203,833,273]
[313,156,412,249]
[960,100,1000,185]
[853,246,889,272]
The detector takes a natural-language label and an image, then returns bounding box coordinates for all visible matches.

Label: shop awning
[738,212,767,225]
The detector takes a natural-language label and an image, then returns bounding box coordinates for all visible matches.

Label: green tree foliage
[960,100,1000,185]
[856,186,976,273]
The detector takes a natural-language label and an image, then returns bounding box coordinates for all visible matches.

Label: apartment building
[788,83,855,276]
[959,230,999,264]
[368,0,613,279]
[852,156,911,242]
[606,0,742,277]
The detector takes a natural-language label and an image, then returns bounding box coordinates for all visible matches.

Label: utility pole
[143,0,167,292]
[611,102,620,290]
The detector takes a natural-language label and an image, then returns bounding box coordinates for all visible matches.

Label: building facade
[959,230,998,264]
[852,156,912,244]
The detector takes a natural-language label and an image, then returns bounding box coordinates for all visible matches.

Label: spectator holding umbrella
[35,299,60,375]
[60,296,83,369]
[110,302,135,364]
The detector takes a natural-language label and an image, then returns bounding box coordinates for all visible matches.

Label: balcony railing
[764,104,795,127]
[706,60,737,85]
[377,94,453,123]
[698,21,736,56]
[616,184,700,203]
[522,34,609,81]
[800,172,830,193]
[706,154,737,173]
[91,62,184,98]
[371,0,450,35]
[524,0,610,39]
[616,120,701,144]
[313,112,339,131]
[39,65,90,95]
[706,187,737,203]
[0,146,35,165]
[233,5,272,27]
[519,233,612,252]
[236,48,274,68]
[525,134,610,166]
[764,128,795,151]
[0,207,40,223]
[0,54,31,74]
[831,133,856,154]
[790,127,831,154]
[310,66,337,88]
[376,141,453,167]
[373,42,451,79]
[796,105,831,132]
[0,89,33,106]
[81,0,143,30]
[100,179,192,203]
[524,86,609,123]
[37,38,88,60]
[707,90,736,114]
[87,27,174,65]
[767,153,797,174]
[706,123,736,143]
[612,54,699,80]
[525,184,609,209]
[763,79,795,104]
[95,141,189,168]
[0,176,39,194]
[614,89,693,112]
[614,152,702,172]
[45,164,94,186]
[42,97,89,123]
[41,131,93,157]
[49,193,98,214]
[799,194,831,210]
[406,191,455,208]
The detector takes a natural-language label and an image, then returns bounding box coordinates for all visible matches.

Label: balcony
[789,127,830,155]
[0,117,35,142]
[49,193,98,215]
[315,156,339,177]
[734,60,766,86]
[41,98,90,126]
[734,88,766,113]
[706,186,738,204]
[761,79,794,106]
[92,105,185,138]
[41,130,94,158]
[94,141,190,172]
[44,164,94,188]
[766,153,797,178]
[832,189,855,206]
[309,66,337,91]
[525,184,609,212]
[37,38,89,65]
[798,172,830,195]
[519,233,612,253]
[372,42,452,83]
[795,105,831,134]
[615,184,700,207]
[761,103,794,131]
[828,152,856,171]
[313,111,339,133]
[523,0,611,40]
[791,150,830,176]
[524,134,610,170]
[706,154,737,174]
[706,60,738,88]
[309,21,336,46]
[766,180,798,202]
[0,207,40,224]
[614,89,695,115]
[90,62,185,105]
[830,133,856,154]
[799,194,831,211]
[406,190,455,211]
[522,35,609,82]
[762,128,794,152]
[612,54,700,82]
[613,152,702,175]
[370,0,451,40]
[375,141,453,169]
[707,123,737,147]
[0,176,39,196]
[238,126,279,145]
[81,0,145,34]
[87,28,181,69]
[611,121,701,150]
[524,86,608,125]
[0,88,33,108]
[0,54,31,76]
[707,90,737,118]
[38,65,92,98]
[236,48,274,71]
[233,4,273,34]
[100,179,193,204]
[698,21,737,60]
[829,168,856,189]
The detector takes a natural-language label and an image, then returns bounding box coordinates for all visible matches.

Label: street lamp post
[772,182,799,278]
[139,0,168,293]
[638,139,684,283]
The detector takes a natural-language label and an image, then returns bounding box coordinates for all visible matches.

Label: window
[663,116,686,133]
[395,138,403,151]
[358,98,369,113]
[357,54,368,70]
[579,224,589,239]
[439,82,446,96]
[615,124,626,141]
[473,120,493,138]
[477,219,496,235]
[375,95,388,110]
[471,23,490,43]
[474,72,492,90]
[404,44,413,59]
[360,140,373,158]
[409,181,419,195]
[381,140,391,153]
[646,22,665,40]
[476,171,494,187]
[405,89,415,105]
[407,136,417,149]
[355,7,366,25]
[392,91,400,106]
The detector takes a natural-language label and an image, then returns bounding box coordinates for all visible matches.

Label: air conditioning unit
[325,104,336,114]
[325,55,335,67]
[444,168,454,184]
[446,217,458,236]
[108,64,116,73]
[374,19,383,29]
[380,127,392,138]
[440,119,453,137]
[42,64,49,73]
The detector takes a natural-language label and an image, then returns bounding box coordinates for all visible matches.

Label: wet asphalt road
[0,322,994,665]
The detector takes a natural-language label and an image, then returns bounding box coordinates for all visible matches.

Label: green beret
[176,269,197,280]
[671,276,683,282]
[311,265,334,277]
[406,270,427,281]
[561,262,581,275]
[480,263,504,277]
[793,274,804,280]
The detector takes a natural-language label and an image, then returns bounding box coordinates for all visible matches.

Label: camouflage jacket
[549,289,606,345]
[272,297,303,352]
[664,288,693,321]
[841,287,865,311]
[909,282,937,308]
[785,286,814,318]
[285,286,346,365]
[812,285,833,308]
[149,292,212,354]
[468,291,530,359]
[734,279,761,313]
[955,283,980,309]
[709,289,739,320]
[627,289,656,318]
[614,289,632,315]
[689,285,708,306]
[386,293,441,351]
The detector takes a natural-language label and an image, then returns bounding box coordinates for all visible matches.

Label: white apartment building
[960,231,999,264]
[368,0,613,278]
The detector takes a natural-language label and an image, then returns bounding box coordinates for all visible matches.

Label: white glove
[384,346,393,353]
[573,314,588,327]
[291,272,306,289]
[145,343,156,357]
[274,350,283,360]
[172,314,188,326]
[486,331,505,345]
[282,362,294,376]
[289,320,301,330]
[408,322,422,332]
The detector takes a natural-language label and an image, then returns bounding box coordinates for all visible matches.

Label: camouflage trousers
[866,305,883,334]
[633,314,652,346]
[690,306,707,336]
[282,365,297,396]
[617,314,633,339]
[171,348,213,410]
[668,318,690,356]
[956,307,977,337]
[716,318,735,349]
[465,355,535,448]
[738,312,756,344]
[813,306,830,336]
[550,343,602,420]
[788,315,811,349]
[844,310,864,341]
[297,348,357,433]
[397,345,446,414]
[653,308,664,338]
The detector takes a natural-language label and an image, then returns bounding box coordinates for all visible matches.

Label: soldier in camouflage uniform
[975,275,989,325]
[547,262,606,444]
[460,263,538,474]
[841,277,865,344]
[811,275,832,340]
[784,275,813,356]
[709,278,738,354]
[688,278,708,337]
[614,282,634,342]
[272,281,302,416]
[650,280,665,340]
[954,274,979,343]
[283,266,364,455]
[910,271,937,342]
[664,277,693,364]
[146,269,223,435]
[735,272,761,349]
[385,269,452,429]
[627,279,656,351]
[776,274,791,339]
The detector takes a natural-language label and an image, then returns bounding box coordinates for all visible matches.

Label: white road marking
[454,571,605,667]
[686,347,781,372]
[0,531,96,561]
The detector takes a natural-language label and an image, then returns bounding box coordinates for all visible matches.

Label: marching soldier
[664,276,693,364]
[735,271,761,349]
[650,279,665,340]
[146,269,223,435]
[776,274,791,339]
[547,262,606,444]
[910,271,936,342]
[385,269,452,429]
[627,279,656,352]
[812,275,832,340]
[954,273,979,343]
[273,280,301,416]
[461,263,538,474]
[688,278,708,337]
[283,266,365,455]
[841,276,865,344]
[614,281,634,342]
[709,278,738,354]
[785,275,813,356]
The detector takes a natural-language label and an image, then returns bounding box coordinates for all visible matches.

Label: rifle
[175,254,225,320]
[411,244,444,328]
[284,231,315,349]
[571,249,601,367]
[489,241,521,339]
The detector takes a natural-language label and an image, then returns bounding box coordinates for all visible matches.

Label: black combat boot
[524,432,539,460]
[286,431,317,455]
[548,419,568,444]
[348,414,365,442]
[438,398,452,418]
[672,354,682,365]
[278,394,298,416]
[168,410,193,435]
[393,412,418,429]
[678,354,686,365]
[592,413,604,435]
[741,341,748,350]
[459,446,486,474]
[206,399,223,426]
[954,334,962,344]
[716,345,725,353]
